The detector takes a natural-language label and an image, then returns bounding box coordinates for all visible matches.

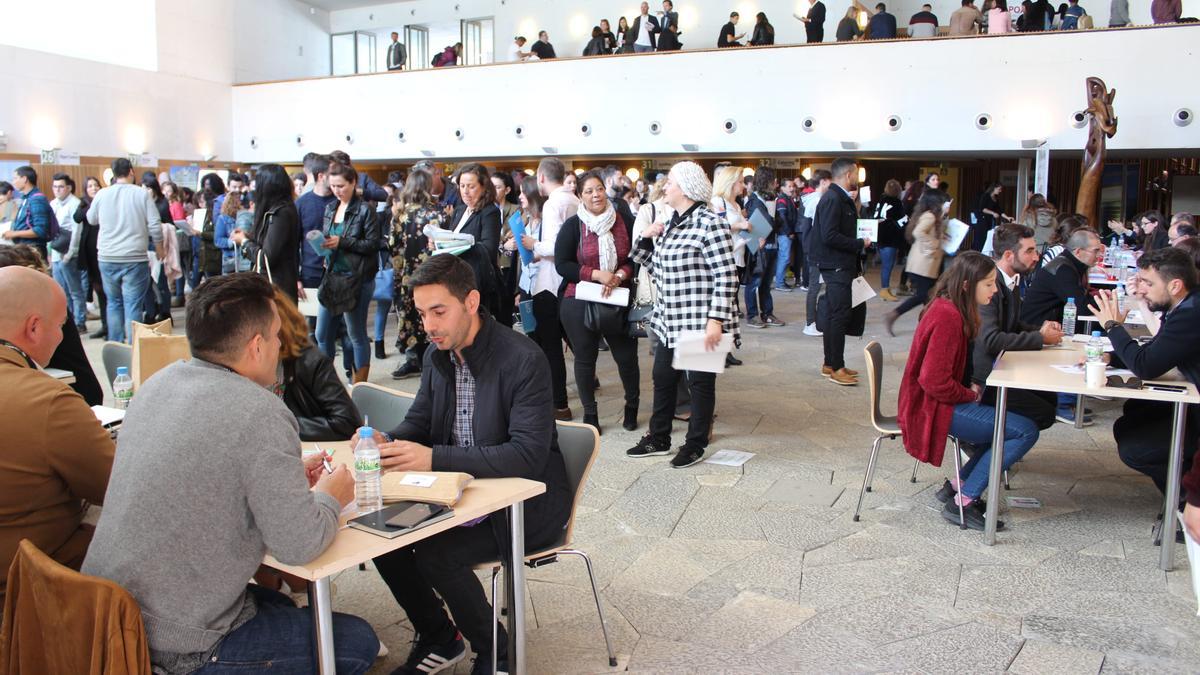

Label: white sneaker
[803,323,823,337]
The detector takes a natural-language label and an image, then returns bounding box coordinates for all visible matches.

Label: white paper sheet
[575,281,630,307]
[943,219,970,254]
[671,330,733,374]
[981,229,995,257]
[851,276,876,307]
[704,449,755,467]
[298,288,321,317]
[858,186,871,205]
[1180,511,1200,615]
[856,219,879,241]
[0,221,13,246]
[1050,364,1132,376]
[91,405,126,427]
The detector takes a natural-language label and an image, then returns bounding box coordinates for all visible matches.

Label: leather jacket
[282,346,363,441]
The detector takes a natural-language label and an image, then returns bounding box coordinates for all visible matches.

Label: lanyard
[0,339,37,369]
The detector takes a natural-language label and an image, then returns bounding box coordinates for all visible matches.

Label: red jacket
[898,297,978,466]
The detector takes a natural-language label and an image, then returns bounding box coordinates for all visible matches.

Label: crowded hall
[4,1,1200,673]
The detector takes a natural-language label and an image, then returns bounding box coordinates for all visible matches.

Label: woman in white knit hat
[625,161,739,469]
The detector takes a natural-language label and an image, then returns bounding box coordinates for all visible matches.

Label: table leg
[1159,402,1187,571]
[506,501,527,675]
[985,387,1008,545]
[1074,393,1085,430]
[308,576,336,674]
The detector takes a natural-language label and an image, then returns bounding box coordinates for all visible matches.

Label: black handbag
[49,228,72,255]
[583,301,626,335]
[626,301,653,338]
[317,249,361,314]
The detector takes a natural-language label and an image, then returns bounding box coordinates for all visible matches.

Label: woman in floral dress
[389,168,442,379]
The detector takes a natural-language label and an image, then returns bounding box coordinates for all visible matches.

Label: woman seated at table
[272,286,363,441]
[898,252,1041,531]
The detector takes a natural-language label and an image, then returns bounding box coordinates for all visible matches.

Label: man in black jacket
[530,30,557,59]
[367,254,571,674]
[718,12,745,46]
[631,2,660,52]
[1020,228,1103,423]
[799,0,827,42]
[1091,248,1200,506]
[972,224,1062,429]
[809,158,870,386]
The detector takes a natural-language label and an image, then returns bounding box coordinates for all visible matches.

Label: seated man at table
[0,265,114,603]
[971,223,1063,431]
[82,273,379,675]
[1090,248,1200,526]
[364,254,571,675]
[1020,227,1104,425]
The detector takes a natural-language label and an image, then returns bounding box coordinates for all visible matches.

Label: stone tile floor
[85,275,1200,674]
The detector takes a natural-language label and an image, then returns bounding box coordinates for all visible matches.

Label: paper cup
[1085,361,1107,389]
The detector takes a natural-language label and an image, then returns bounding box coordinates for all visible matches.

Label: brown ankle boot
[352,366,370,383]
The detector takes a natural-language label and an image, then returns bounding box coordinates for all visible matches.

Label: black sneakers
[626,434,671,458]
[393,632,466,674]
[470,655,509,675]
[670,445,705,469]
[392,360,421,380]
[941,500,1004,532]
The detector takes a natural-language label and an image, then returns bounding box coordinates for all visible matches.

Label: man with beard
[1091,248,1200,532]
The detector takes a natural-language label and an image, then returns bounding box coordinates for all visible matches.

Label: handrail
[234,22,1195,88]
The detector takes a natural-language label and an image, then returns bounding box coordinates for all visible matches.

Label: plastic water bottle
[1085,330,1105,363]
[1062,298,1077,337]
[112,367,133,410]
[354,427,382,514]
[1116,282,1127,313]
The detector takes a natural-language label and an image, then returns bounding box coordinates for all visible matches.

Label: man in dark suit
[631,2,660,52]
[386,32,406,71]
[659,0,680,34]
[808,157,870,386]
[972,223,1062,429]
[799,0,827,42]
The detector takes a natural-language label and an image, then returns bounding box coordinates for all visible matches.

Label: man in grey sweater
[86,157,163,344]
[83,273,379,674]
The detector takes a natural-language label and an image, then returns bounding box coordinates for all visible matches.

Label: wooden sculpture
[1075,77,1117,228]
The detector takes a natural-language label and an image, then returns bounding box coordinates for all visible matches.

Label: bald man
[0,266,115,602]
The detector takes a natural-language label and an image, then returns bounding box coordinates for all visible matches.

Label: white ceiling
[303,0,414,11]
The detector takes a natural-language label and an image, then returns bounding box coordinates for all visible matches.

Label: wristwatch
[1104,320,1121,332]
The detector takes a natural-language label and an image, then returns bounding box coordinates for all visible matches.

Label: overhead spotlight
[975,113,992,130]
[1021,138,1046,149]
[454,128,465,140]
[580,122,592,136]
[420,149,435,157]
[722,119,737,134]
[295,134,304,147]
[514,125,525,138]
[397,130,407,142]
[1070,110,1087,129]
[649,121,662,135]
[1175,108,1193,127]
[886,115,902,132]
[801,117,816,133]
[681,143,699,152]
[840,141,859,150]
[249,136,258,149]
[542,146,558,154]
[344,133,354,145]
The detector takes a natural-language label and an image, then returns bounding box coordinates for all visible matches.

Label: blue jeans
[99,261,151,344]
[192,585,377,675]
[52,259,88,326]
[949,402,1040,499]
[745,248,776,319]
[189,236,204,291]
[879,246,899,289]
[774,234,793,288]
[374,298,392,341]
[634,44,654,52]
[316,277,375,370]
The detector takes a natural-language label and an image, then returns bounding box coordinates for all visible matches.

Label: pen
[315,444,334,474]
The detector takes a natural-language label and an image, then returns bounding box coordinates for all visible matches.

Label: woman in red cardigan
[898,251,1041,531]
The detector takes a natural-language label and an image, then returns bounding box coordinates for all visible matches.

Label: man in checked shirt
[355,254,571,675]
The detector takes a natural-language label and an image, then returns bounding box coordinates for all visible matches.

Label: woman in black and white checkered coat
[625,161,739,469]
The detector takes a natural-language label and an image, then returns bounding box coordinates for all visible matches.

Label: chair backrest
[1,539,152,675]
[552,421,601,549]
[350,383,414,433]
[864,341,889,431]
[100,342,131,393]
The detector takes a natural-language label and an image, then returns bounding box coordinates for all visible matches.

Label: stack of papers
[423,225,475,257]
[671,330,734,374]
[943,219,970,254]
[576,281,630,307]
[91,405,126,427]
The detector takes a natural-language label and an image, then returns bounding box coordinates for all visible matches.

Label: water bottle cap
[116,366,129,376]
[358,426,374,438]
[1067,297,1074,303]
[1092,330,1102,337]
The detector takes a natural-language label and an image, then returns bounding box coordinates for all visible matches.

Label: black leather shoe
[374,340,386,359]
[725,353,743,367]
[583,412,601,435]
[622,405,638,431]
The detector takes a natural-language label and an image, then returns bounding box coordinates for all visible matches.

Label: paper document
[399,474,437,488]
[45,367,73,380]
[943,219,970,254]
[671,330,733,374]
[0,221,12,246]
[1050,364,1132,376]
[705,449,755,467]
[745,209,773,255]
[1180,511,1200,615]
[981,229,995,257]
[856,219,879,241]
[851,276,876,307]
[575,281,630,307]
[858,186,871,205]
[91,405,126,427]
[297,288,320,317]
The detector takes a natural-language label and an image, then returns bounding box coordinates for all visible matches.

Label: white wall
[325,0,1185,58]
[231,25,1200,163]
[233,0,332,83]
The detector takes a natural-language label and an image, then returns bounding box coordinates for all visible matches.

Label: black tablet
[347,501,455,539]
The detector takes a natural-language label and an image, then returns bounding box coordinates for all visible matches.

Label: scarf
[577,201,618,273]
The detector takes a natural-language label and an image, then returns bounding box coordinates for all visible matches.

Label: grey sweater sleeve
[241,407,341,565]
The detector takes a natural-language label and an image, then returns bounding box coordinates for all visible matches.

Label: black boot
[583,411,601,435]
[374,340,386,360]
[89,322,108,340]
[623,403,638,431]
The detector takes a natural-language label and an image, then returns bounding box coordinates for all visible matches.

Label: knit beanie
[669,161,712,203]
